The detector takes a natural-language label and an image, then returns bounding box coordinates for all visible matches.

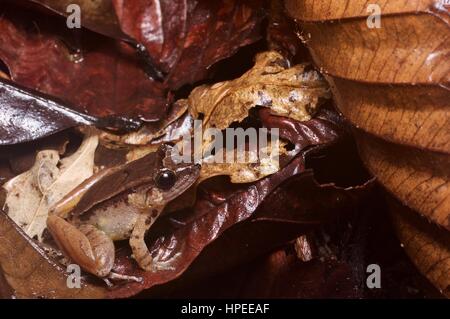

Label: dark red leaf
[259,107,344,155]
[0,78,92,145]
[0,6,168,121]
[0,78,142,145]
[113,0,266,89]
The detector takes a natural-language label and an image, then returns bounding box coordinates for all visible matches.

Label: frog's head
[150,144,200,203]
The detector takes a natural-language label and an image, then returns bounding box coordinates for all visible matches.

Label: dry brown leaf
[2,130,98,241]
[187,51,330,131]
[356,133,449,231]
[288,0,450,295]
[390,198,450,298]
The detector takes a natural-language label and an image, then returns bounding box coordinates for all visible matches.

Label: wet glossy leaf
[0,78,93,146]
[113,0,266,89]
[0,78,140,146]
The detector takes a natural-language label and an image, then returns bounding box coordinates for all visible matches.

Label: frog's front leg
[129,206,163,271]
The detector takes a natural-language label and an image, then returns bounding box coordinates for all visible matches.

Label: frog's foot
[129,214,158,271]
[47,215,115,278]
[150,251,182,271]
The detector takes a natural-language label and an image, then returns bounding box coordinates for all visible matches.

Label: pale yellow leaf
[187,51,330,131]
[2,131,98,241]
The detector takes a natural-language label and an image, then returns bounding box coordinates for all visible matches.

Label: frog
[46,145,200,283]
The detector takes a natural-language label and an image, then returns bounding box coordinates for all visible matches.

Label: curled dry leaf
[187,51,330,131]
[288,0,449,295]
[113,0,266,89]
[356,133,449,231]
[2,131,98,241]
[0,6,168,121]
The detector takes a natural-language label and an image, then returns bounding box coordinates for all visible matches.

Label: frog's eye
[155,169,176,190]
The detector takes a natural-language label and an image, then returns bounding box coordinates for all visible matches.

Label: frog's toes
[108,271,143,283]
[151,251,181,271]
[151,262,176,272]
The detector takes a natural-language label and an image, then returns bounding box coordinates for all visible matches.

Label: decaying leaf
[2,130,98,241]
[200,141,287,184]
[187,51,330,131]
[0,78,91,146]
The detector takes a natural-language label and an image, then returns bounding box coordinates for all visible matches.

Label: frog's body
[46,145,200,281]
[75,197,141,241]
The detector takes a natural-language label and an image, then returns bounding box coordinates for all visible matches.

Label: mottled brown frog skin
[46,146,200,281]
